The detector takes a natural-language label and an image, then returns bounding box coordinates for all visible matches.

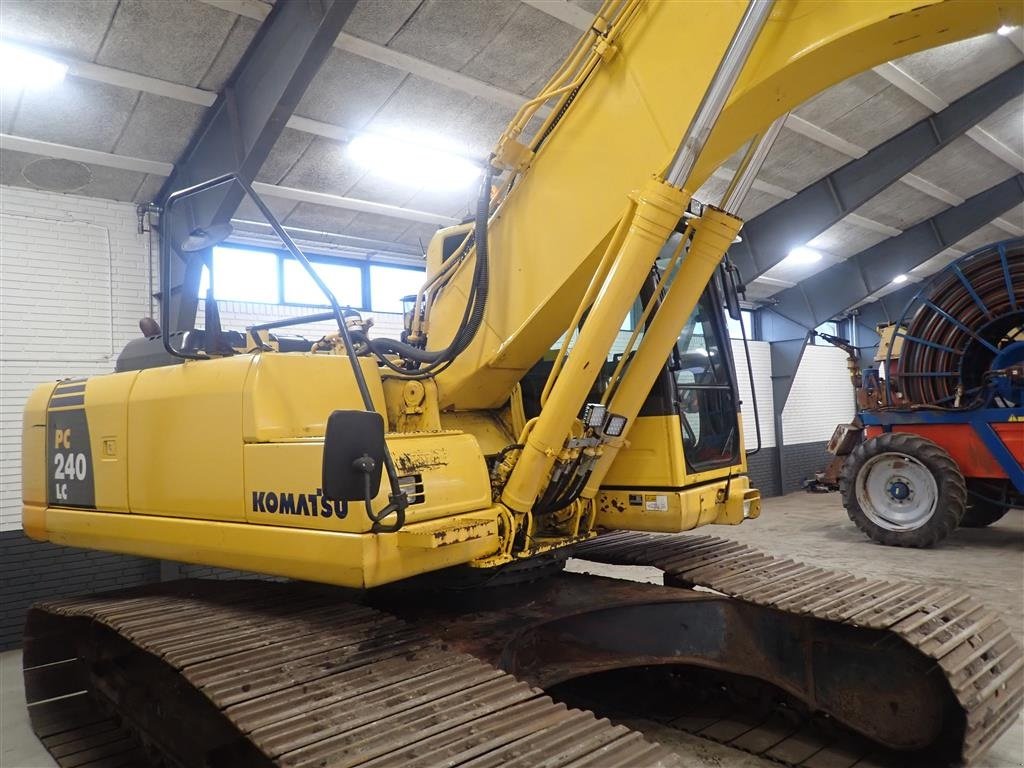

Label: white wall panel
[782,344,857,445]
[731,339,776,450]
[1,185,150,531]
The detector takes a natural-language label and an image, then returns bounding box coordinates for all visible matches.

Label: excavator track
[574,531,1024,765]
[22,579,684,768]
[22,532,1023,768]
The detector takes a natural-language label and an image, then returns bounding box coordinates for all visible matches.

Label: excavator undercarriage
[24,533,1022,768]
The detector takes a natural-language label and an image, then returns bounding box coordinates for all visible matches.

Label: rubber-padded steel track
[574,531,1024,765]
[22,580,684,768]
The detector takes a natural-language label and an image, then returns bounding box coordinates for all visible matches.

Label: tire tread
[839,432,966,548]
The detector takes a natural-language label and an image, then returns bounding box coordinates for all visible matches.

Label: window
[674,293,741,472]
[199,246,278,303]
[195,244,423,313]
[369,265,426,313]
[812,320,839,344]
[725,309,755,340]
[283,258,363,308]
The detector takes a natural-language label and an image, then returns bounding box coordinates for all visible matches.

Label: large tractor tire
[961,495,1011,528]
[840,432,966,547]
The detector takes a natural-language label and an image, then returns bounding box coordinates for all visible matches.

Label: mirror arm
[352,455,408,533]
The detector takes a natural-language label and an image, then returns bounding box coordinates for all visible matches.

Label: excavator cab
[518,261,756,534]
[595,272,757,532]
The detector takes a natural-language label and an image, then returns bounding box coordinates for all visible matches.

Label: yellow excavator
[20,2,1024,766]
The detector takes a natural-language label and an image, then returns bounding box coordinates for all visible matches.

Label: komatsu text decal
[251,489,348,519]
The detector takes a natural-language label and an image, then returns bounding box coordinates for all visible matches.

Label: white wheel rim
[855,452,938,531]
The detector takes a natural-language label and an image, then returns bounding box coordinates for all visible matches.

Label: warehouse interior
[1,1,1023,766]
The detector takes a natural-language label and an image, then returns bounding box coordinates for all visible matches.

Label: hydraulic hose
[368,163,494,374]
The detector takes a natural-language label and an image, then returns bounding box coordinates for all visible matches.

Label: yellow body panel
[84,372,137,514]
[602,416,688,489]
[21,383,55,540]
[129,356,250,520]
[598,476,760,533]
[30,505,499,588]
[243,432,492,533]
[245,354,388,439]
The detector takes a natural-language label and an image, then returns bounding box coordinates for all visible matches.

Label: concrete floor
[1,491,1022,767]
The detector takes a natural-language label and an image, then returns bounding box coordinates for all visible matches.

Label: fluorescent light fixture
[0,43,68,89]
[892,274,908,284]
[784,246,822,265]
[347,133,481,189]
[997,24,1018,35]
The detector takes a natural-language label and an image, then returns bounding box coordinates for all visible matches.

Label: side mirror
[322,410,386,502]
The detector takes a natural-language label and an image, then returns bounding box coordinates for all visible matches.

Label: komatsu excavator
[20,1,1024,766]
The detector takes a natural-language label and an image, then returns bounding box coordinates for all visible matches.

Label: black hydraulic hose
[367,162,494,373]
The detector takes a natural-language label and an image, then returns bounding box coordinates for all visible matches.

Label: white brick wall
[1,185,151,531]
[732,339,776,450]
[782,343,857,444]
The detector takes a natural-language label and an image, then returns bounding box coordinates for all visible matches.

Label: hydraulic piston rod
[502,0,774,513]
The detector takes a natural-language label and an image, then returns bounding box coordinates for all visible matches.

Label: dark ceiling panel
[199,15,262,92]
[343,0,420,45]
[96,0,237,86]
[114,93,206,162]
[756,127,849,192]
[280,137,364,195]
[256,128,316,185]
[0,148,145,201]
[387,0,518,71]
[912,134,1019,199]
[460,4,579,95]
[1,0,118,60]
[345,210,413,241]
[13,77,138,151]
[294,48,407,130]
[283,201,359,232]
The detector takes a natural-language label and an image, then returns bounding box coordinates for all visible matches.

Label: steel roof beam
[161,0,357,334]
[727,63,1023,284]
[765,174,1024,331]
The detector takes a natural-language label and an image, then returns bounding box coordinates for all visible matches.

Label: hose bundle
[892,238,1023,407]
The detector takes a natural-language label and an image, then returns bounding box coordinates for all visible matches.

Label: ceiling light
[892,274,908,284]
[784,246,822,265]
[347,133,481,190]
[997,25,1018,36]
[0,43,68,89]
